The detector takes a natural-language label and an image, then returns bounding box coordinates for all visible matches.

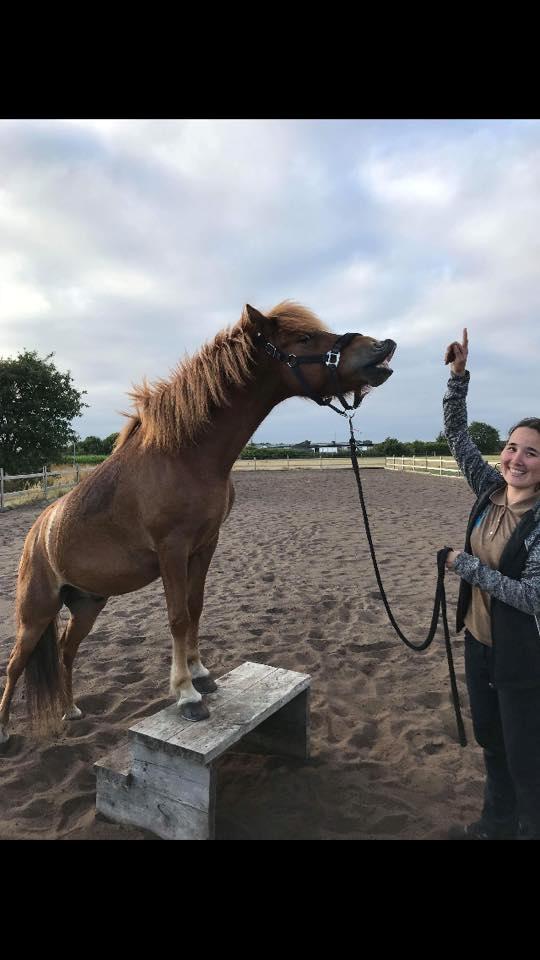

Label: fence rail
[384,455,501,477]
[385,455,462,477]
[232,456,366,472]
[0,465,81,511]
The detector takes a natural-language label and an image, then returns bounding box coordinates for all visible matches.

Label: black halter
[254,330,362,417]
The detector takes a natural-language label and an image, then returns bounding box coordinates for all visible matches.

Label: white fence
[0,465,81,511]
[232,456,355,472]
[385,455,463,477]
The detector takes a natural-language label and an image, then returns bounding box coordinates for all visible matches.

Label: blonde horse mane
[114,301,328,453]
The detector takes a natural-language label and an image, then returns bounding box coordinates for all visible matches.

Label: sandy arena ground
[0,468,485,840]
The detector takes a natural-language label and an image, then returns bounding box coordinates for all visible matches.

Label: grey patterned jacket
[443,370,540,686]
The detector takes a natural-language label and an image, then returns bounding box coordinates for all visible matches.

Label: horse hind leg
[0,593,63,744]
[59,588,107,721]
[0,510,69,743]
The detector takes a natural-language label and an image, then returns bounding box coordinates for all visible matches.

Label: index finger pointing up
[463,327,468,348]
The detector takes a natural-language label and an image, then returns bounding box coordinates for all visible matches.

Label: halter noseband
[254,330,362,417]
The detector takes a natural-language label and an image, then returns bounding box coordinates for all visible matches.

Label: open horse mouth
[369,339,396,369]
[361,339,397,386]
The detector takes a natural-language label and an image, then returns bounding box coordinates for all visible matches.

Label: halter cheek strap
[254,330,363,417]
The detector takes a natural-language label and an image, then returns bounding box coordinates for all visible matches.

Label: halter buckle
[325,350,340,368]
[264,342,279,359]
[286,354,298,368]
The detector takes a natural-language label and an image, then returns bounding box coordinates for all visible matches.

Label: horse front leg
[186,537,219,695]
[158,540,209,722]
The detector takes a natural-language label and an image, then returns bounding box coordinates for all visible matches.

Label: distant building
[311,440,373,455]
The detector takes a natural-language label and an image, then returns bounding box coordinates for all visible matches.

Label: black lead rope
[347,419,467,747]
[254,323,466,744]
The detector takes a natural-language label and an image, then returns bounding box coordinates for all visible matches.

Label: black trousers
[464,630,540,839]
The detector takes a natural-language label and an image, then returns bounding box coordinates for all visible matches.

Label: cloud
[360,160,458,207]
[1,119,539,445]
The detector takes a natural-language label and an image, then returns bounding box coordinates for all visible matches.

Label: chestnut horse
[0,302,395,743]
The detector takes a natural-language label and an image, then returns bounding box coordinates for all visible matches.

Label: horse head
[245,303,396,410]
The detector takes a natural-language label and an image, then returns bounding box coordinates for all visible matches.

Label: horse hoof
[192,675,218,694]
[181,701,210,722]
[62,705,83,721]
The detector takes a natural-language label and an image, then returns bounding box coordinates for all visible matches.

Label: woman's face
[500,427,540,494]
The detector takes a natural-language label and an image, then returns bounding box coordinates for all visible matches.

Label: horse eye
[298,334,312,344]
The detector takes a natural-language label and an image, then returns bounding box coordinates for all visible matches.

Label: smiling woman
[442,329,540,841]
[499,420,540,498]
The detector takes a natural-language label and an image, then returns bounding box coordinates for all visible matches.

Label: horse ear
[244,304,267,330]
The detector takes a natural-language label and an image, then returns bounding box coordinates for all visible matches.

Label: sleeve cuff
[453,550,479,579]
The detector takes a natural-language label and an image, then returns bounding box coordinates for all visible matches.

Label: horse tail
[24,618,66,734]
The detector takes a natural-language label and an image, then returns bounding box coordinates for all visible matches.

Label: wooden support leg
[95,743,217,840]
[240,689,310,760]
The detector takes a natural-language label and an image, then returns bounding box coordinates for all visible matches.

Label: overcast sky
[1,118,539,446]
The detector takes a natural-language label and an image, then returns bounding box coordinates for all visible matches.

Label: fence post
[320,454,323,468]
[401,455,404,471]
[413,455,416,473]
[0,467,3,510]
[76,463,80,484]
[43,465,48,498]
[287,454,290,470]
[439,456,443,476]
[253,457,256,471]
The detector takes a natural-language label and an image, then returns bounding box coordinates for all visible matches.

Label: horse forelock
[262,300,329,335]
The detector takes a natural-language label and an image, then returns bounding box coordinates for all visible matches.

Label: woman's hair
[507,417,540,440]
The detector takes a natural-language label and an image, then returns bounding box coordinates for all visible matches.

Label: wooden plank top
[129,661,311,765]
[94,742,132,782]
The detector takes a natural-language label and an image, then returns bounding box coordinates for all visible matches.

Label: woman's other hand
[444,328,468,375]
[445,549,462,570]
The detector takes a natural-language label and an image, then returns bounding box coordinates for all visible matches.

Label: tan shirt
[465,488,538,646]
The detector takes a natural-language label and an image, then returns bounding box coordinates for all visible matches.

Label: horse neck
[197,370,287,473]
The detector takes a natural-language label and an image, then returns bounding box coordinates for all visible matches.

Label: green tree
[78,435,105,454]
[0,350,87,474]
[102,432,120,455]
[372,437,405,456]
[468,421,501,453]
[434,431,450,453]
